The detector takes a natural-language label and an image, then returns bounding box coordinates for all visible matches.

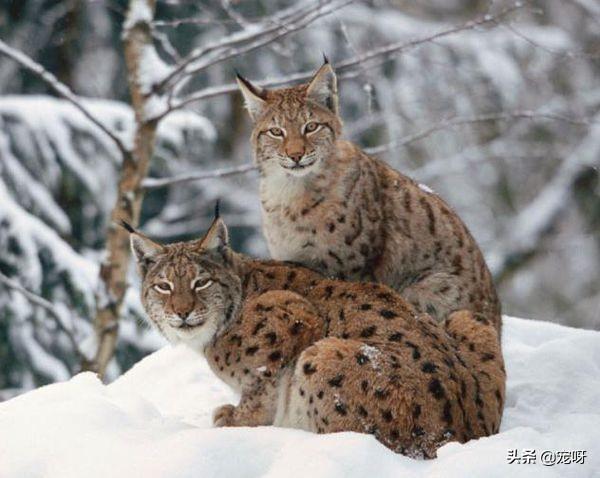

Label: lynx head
[126,214,241,350]
[237,60,342,178]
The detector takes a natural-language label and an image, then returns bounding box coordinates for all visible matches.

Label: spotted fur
[130,219,505,458]
[237,62,502,333]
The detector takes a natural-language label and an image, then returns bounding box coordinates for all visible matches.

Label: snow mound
[1,317,599,478]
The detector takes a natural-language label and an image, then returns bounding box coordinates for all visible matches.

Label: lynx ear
[306,60,338,114]
[121,222,163,276]
[236,73,267,121]
[200,216,229,251]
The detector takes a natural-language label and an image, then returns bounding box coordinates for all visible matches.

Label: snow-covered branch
[218,0,291,57]
[142,163,257,190]
[0,39,129,157]
[332,1,529,72]
[0,271,85,362]
[490,122,600,282]
[365,110,598,155]
[142,109,596,189]
[562,0,600,20]
[503,23,600,60]
[154,71,311,120]
[155,0,529,119]
[155,0,353,94]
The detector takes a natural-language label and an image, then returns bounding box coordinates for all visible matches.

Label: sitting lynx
[237,61,501,332]
[126,214,505,458]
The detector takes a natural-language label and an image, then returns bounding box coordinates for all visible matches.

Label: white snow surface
[1,316,599,478]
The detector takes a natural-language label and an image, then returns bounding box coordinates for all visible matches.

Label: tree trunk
[85,0,158,379]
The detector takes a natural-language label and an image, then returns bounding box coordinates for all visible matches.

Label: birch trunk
[86,0,158,378]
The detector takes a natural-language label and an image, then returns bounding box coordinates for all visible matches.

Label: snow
[0,94,219,389]
[359,344,382,370]
[1,316,598,477]
[0,117,71,234]
[418,183,435,194]
[0,180,96,292]
[488,121,600,275]
[122,0,154,32]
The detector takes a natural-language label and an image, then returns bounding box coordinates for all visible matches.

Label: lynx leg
[445,310,506,434]
[276,337,449,457]
[277,326,505,458]
[213,376,282,427]
[400,273,502,333]
[398,272,465,323]
[207,290,322,427]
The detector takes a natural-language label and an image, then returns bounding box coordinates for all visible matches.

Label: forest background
[0,0,598,398]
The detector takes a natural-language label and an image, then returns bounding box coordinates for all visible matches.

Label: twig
[154,17,240,27]
[218,0,290,57]
[157,0,528,118]
[332,1,528,71]
[156,0,335,90]
[338,19,374,111]
[0,271,85,361]
[0,39,129,157]
[152,71,311,120]
[142,163,257,190]
[562,0,600,23]
[491,122,600,282]
[151,27,181,63]
[156,0,352,93]
[143,109,594,189]
[364,110,598,155]
[503,23,600,60]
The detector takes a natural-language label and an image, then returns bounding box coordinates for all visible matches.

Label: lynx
[237,61,502,332]
[127,215,505,458]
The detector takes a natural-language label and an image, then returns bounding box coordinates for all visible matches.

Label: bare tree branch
[154,17,235,27]
[153,71,311,120]
[503,23,600,60]
[0,271,85,361]
[155,0,529,119]
[142,163,257,190]
[490,122,600,283]
[364,110,599,155]
[563,0,600,22]
[151,27,182,63]
[0,39,130,157]
[333,2,528,71]
[155,0,352,93]
[218,0,291,57]
[142,109,596,190]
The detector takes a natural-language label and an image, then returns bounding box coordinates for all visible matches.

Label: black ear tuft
[306,61,338,114]
[322,52,329,64]
[236,72,262,97]
[214,199,221,220]
[118,220,136,234]
[236,73,268,120]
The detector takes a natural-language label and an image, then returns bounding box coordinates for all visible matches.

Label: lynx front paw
[212,404,236,427]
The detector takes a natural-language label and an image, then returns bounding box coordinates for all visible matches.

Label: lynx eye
[192,278,213,292]
[267,127,284,138]
[153,282,172,295]
[304,121,320,134]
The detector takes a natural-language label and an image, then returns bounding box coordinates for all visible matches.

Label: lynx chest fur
[260,141,383,276]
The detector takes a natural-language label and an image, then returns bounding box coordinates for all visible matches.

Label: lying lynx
[126,215,505,458]
[237,61,501,332]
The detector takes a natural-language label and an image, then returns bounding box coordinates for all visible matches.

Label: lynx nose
[288,152,304,163]
[177,311,190,320]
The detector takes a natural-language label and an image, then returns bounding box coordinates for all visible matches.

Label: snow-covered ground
[1,316,599,478]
